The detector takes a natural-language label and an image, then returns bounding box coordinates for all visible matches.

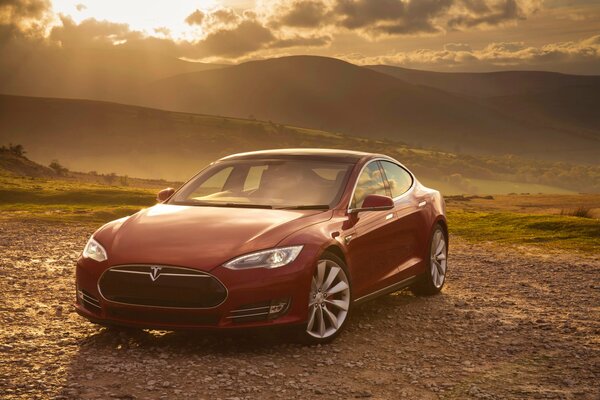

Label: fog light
[268,298,290,319]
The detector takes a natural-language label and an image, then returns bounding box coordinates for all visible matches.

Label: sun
[50,0,222,40]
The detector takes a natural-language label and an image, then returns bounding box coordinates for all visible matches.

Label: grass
[1,174,598,254]
[448,210,600,254]
[0,175,157,223]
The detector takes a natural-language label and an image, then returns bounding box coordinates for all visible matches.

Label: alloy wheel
[306,259,351,339]
[430,228,447,288]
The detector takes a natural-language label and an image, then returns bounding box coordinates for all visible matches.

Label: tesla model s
[75,149,448,343]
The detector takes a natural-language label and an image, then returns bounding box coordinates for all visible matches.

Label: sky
[1,0,599,73]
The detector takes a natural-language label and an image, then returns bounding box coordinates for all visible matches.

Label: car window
[351,161,387,209]
[171,160,353,208]
[380,161,413,198]
[243,165,268,192]
[188,166,233,199]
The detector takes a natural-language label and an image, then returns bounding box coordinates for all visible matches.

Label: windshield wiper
[277,205,330,210]
[187,201,273,209]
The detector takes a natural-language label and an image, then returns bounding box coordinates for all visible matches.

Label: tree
[49,160,68,176]
[0,143,26,157]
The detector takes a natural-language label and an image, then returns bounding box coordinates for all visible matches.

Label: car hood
[94,204,331,271]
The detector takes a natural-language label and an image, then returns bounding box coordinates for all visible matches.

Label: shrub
[49,160,68,176]
[103,173,117,184]
[561,207,593,218]
[1,143,26,157]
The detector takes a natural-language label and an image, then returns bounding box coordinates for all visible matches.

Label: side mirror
[351,194,394,213]
[157,188,175,203]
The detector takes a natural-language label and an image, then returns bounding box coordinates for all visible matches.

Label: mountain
[0,47,225,105]
[0,94,397,180]
[368,64,600,147]
[140,56,598,162]
[1,54,598,162]
[366,65,600,98]
[1,94,597,194]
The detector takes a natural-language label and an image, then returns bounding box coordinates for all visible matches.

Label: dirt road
[1,220,599,399]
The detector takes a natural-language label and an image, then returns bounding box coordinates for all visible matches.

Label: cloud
[342,35,600,71]
[49,15,140,48]
[444,42,472,51]
[0,0,52,38]
[184,9,204,26]
[154,26,170,36]
[274,0,331,28]
[266,0,540,37]
[447,0,530,29]
[190,19,275,57]
[272,34,332,48]
[75,3,86,12]
[207,7,242,28]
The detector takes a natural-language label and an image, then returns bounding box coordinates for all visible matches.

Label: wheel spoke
[434,259,444,275]
[435,238,445,255]
[323,306,338,329]
[436,253,446,261]
[327,280,349,295]
[307,306,317,331]
[321,266,340,291]
[316,261,326,288]
[318,307,326,337]
[325,299,348,311]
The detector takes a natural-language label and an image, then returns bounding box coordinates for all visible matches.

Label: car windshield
[170,159,355,209]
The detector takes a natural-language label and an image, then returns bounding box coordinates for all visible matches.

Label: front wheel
[411,224,448,296]
[301,252,352,344]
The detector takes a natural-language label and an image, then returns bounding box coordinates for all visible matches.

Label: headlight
[82,237,108,262]
[223,246,303,270]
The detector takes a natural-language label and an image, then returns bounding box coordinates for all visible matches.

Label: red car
[75,149,448,343]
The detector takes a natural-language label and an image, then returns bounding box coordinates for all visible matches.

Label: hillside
[1,94,598,194]
[0,47,224,105]
[1,54,598,162]
[0,147,56,178]
[140,56,598,162]
[368,65,600,144]
[366,65,600,98]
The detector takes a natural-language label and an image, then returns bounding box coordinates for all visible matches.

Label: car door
[379,160,427,280]
[344,161,402,298]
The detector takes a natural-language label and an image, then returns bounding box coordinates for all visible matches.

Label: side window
[189,166,233,199]
[381,161,413,198]
[351,162,387,209]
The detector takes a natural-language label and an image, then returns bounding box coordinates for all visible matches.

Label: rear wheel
[411,224,448,296]
[301,253,352,344]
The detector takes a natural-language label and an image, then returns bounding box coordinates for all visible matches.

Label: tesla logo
[149,266,163,282]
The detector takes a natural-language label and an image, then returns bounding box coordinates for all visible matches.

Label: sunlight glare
[51,0,221,39]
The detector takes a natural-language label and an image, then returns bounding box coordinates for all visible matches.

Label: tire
[410,223,448,296]
[299,252,352,344]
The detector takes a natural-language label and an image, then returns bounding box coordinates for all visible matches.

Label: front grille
[79,289,101,313]
[227,301,271,323]
[98,265,227,308]
[107,308,219,326]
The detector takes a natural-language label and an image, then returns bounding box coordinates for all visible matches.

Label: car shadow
[59,289,456,398]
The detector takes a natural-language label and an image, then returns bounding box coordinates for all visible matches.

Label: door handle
[418,200,427,208]
[385,213,394,220]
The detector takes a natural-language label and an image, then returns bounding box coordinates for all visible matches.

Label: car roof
[219,148,380,163]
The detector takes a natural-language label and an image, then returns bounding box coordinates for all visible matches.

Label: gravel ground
[1,220,599,400]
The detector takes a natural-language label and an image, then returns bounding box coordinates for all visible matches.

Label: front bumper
[74,247,317,330]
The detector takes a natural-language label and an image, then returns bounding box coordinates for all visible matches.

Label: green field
[0,175,156,223]
[1,174,598,254]
[448,210,599,253]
